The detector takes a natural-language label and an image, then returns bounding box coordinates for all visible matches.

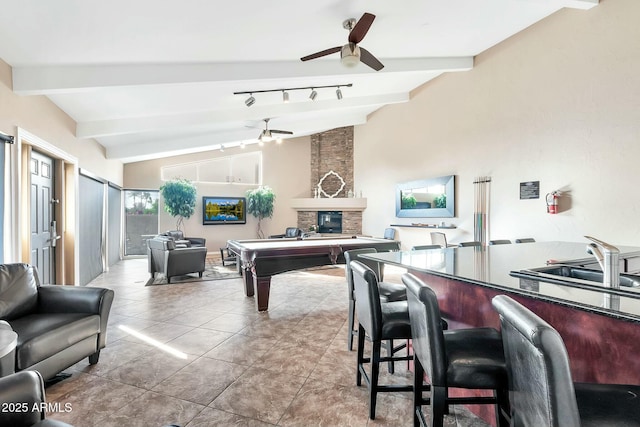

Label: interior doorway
[29,150,58,284]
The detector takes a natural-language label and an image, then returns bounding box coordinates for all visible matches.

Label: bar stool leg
[356,325,366,386]
[347,300,356,351]
[369,341,382,419]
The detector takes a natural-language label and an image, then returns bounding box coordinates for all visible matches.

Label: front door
[30,150,57,284]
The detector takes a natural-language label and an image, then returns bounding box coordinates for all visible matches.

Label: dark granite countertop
[362,241,640,322]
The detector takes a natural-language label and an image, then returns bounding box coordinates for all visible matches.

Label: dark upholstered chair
[351,261,412,419]
[489,239,511,245]
[458,241,481,247]
[411,245,442,250]
[403,273,509,427]
[492,295,640,427]
[0,263,114,381]
[514,238,535,243]
[0,371,73,427]
[160,230,206,248]
[269,227,302,238]
[344,248,406,352]
[148,236,207,283]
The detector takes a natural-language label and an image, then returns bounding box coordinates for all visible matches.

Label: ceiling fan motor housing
[341,43,361,67]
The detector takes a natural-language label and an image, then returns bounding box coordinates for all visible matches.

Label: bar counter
[363,241,640,385]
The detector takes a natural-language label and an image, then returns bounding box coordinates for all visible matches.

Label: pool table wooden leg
[242,268,254,297]
[255,276,272,311]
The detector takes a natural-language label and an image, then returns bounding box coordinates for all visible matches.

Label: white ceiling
[0,0,597,163]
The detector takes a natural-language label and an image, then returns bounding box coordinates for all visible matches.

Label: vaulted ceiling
[0,0,597,163]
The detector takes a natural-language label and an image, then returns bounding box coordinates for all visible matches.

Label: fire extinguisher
[546,191,559,214]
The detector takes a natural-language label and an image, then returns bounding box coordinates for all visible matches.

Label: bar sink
[515,265,640,288]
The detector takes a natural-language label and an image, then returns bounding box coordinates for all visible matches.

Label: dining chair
[430,232,449,248]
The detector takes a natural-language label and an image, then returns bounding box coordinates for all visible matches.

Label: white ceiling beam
[510,0,598,10]
[107,112,369,163]
[13,57,472,95]
[76,92,410,138]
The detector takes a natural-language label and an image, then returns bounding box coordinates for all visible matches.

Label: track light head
[245,94,256,107]
[336,87,343,100]
[283,91,289,103]
[309,89,318,101]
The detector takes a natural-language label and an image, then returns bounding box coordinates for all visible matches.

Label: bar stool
[352,261,413,419]
[403,273,510,427]
[344,249,406,352]
[492,295,640,427]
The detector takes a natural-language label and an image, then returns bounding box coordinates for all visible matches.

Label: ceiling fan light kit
[340,44,360,68]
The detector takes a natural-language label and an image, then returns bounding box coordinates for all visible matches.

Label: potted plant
[159,178,197,231]
[246,186,275,239]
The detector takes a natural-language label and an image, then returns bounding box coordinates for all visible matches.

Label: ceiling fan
[258,118,293,142]
[300,12,384,71]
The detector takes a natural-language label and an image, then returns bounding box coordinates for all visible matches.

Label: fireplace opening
[317,211,342,234]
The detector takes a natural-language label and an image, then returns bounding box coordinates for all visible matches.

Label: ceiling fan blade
[359,47,384,71]
[348,13,375,44]
[301,46,341,61]
[271,129,293,135]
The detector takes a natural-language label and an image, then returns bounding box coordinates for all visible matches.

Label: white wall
[124,136,311,251]
[356,0,640,250]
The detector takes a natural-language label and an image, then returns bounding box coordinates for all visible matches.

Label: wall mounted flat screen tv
[202,196,246,225]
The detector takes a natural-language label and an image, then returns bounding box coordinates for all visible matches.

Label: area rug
[145,260,241,286]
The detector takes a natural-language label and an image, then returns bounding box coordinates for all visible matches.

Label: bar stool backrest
[492,295,580,427]
[403,273,448,386]
[351,261,383,342]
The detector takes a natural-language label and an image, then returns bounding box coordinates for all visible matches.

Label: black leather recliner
[148,236,207,283]
[0,263,114,381]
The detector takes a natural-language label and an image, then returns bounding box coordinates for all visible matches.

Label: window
[161,151,262,185]
[124,190,159,256]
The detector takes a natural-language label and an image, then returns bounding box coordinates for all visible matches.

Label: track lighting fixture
[234,83,352,104]
[0,132,14,144]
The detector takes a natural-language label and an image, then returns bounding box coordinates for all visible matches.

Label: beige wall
[0,60,123,184]
[124,136,311,251]
[356,0,640,250]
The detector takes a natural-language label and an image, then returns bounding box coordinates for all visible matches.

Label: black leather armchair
[269,227,302,239]
[0,371,73,427]
[160,230,206,248]
[0,263,114,381]
[148,236,207,283]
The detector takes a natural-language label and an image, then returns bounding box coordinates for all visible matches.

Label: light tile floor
[44,258,491,427]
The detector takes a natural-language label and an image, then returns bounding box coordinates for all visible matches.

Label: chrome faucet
[585,235,620,310]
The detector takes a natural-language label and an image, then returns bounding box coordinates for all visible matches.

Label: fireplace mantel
[290,198,367,211]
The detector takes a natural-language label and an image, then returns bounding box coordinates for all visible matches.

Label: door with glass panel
[124,190,159,256]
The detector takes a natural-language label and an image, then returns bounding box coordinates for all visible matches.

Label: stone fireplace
[293,126,365,235]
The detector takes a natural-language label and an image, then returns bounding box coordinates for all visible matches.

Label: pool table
[227,236,400,311]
